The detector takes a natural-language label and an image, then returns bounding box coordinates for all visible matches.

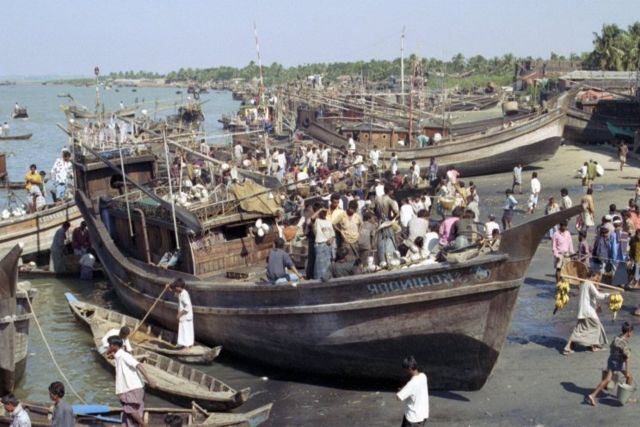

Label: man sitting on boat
[99,326,132,354]
[170,279,195,349]
[71,221,91,255]
[266,237,303,284]
[321,246,362,281]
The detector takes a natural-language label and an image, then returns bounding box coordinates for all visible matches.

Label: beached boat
[65,294,248,411]
[564,100,640,143]
[0,200,82,264]
[0,133,32,141]
[0,244,35,396]
[65,292,221,364]
[0,401,272,427]
[69,132,583,390]
[298,94,571,177]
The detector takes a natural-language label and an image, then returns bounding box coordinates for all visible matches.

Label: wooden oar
[131,284,171,336]
[561,274,625,293]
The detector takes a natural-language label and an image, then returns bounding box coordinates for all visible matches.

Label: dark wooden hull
[302,107,565,177]
[564,106,640,143]
[0,244,28,396]
[76,187,582,390]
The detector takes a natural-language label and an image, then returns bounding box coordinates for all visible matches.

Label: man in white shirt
[234,143,244,162]
[348,136,356,153]
[369,146,381,169]
[1,394,31,427]
[529,172,541,214]
[374,179,385,198]
[108,336,153,427]
[411,161,421,186]
[171,279,194,348]
[484,214,501,238]
[400,199,416,229]
[99,326,133,354]
[397,356,429,426]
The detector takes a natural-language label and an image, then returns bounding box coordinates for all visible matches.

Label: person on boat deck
[1,393,31,427]
[99,326,132,354]
[397,356,429,427]
[562,270,610,355]
[50,149,72,203]
[14,102,20,113]
[107,336,154,427]
[50,221,71,274]
[170,279,195,349]
[266,237,303,284]
[24,164,43,193]
[48,381,74,427]
[29,185,46,213]
[3,122,9,135]
[313,209,336,280]
[71,221,91,255]
[321,246,362,281]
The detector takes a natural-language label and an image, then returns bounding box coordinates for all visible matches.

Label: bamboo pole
[561,274,625,292]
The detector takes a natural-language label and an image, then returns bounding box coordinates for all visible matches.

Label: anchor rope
[25,295,88,404]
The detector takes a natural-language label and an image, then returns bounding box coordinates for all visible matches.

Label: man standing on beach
[552,221,573,281]
[619,141,629,171]
[171,279,194,349]
[502,189,518,230]
[528,172,541,214]
[108,336,154,427]
[397,356,429,427]
[512,163,523,194]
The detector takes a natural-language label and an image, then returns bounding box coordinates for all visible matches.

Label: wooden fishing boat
[0,200,82,264]
[564,100,640,143]
[12,108,28,119]
[69,134,584,390]
[0,133,32,141]
[65,292,221,364]
[0,401,273,427]
[0,244,34,396]
[299,105,567,177]
[65,295,248,411]
[63,105,137,120]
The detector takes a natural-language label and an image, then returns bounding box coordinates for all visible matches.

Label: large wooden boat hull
[0,202,82,261]
[77,186,581,390]
[301,108,566,177]
[0,244,30,396]
[564,106,640,143]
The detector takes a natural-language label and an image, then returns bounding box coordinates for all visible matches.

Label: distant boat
[11,108,28,119]
[0,133,32,141]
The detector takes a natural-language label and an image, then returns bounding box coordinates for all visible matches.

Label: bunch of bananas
[609,293,624,320]
[554,280,571,314]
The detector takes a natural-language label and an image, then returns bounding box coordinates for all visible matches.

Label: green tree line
[583,22,640,70]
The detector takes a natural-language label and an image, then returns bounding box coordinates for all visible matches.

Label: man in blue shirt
[266,237,303,284]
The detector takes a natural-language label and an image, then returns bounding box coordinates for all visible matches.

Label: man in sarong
[108,336,153,427]
[562,272,610,355]
[171,279,194,349]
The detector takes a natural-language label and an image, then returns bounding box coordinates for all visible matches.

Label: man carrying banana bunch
[562,271,610,355]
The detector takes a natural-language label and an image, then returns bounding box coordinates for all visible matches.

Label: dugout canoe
[0,244,35,396]
[0,401,273,427]
[65,292,220,364]
[0,133,32,141]
[75,320,249,411]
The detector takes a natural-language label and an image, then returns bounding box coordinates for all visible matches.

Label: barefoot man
[171,279,194,349]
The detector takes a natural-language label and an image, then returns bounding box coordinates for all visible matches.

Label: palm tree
[586,24,625,70]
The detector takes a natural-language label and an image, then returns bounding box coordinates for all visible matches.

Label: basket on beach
[439,196,455,211]
[560,260,589,285]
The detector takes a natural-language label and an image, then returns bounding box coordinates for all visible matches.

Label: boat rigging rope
[25,296,87,404]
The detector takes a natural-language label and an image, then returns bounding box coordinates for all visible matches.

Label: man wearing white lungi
[171,279,194,348]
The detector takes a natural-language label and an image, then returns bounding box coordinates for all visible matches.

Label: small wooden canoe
[0,401,273,426]
[65,292,219,364]
[0,133,32,141]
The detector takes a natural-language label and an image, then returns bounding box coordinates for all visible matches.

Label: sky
[2,0,640,77]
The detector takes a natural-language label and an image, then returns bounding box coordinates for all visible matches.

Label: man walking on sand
[619,141,629,171]
[528,172,541,214]
[512,163,523,194]
[397,356,429,427]
[587,321,633,406]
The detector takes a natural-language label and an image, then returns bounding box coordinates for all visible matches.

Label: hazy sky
[3,0,640,76]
